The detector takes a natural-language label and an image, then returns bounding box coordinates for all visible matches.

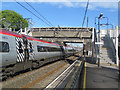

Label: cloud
[48,2,118,10]
[64,2,74,7]
[91,2,118,9]
[2,0,120,2]
[2,0,118,11]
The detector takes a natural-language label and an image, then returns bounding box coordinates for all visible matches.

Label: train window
[37,46,46,52]
[18,41,23,53]
[29,42,33,53]
[29,43,32,49]
[37,46,41,52]
[37,46,61,52]
[18,41,22,48]
[68,49,73,52]
[0,42,9,52]
[48,47,61,52]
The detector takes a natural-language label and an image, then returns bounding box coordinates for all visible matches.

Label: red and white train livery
[0,29,78,79]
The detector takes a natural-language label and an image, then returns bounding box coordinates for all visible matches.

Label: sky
[1,0,119,31]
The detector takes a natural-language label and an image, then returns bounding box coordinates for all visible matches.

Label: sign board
[95,42,104,45]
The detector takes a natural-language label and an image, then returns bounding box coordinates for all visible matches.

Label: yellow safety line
[83,62,86,90]
[100,63,117,66]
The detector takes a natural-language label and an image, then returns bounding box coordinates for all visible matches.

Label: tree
[0,10,28,31]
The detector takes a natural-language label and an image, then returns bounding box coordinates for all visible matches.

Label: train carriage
[22,35,63,68]
[0,29,78,80]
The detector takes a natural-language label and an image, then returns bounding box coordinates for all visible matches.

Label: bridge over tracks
[30,27,97,60]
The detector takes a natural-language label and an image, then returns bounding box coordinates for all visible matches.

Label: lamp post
[95,17,98,30]
[98,13,103,67]
[102,17,109,31]
[95,16,109,30]
[100,24,114,29]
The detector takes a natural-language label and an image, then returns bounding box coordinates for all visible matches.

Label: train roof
[0,29,22,38]
[0,29,73,48]
[21,34,59,46]
[0,29,58,46]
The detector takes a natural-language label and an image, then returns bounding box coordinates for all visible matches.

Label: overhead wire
[22,0,68,37]
[74,0,89,37]
[14,0,52,27]
[14,0,69,37]
[24,0,53,26]
[82,0,89,27]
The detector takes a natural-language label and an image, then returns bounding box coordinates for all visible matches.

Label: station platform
[85,62,119,89]
[83,35,119,89]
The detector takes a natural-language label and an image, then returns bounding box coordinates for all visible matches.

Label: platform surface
[85,35,119,89]
[85,62,119,89]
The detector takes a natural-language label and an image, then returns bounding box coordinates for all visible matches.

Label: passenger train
[0,29,79,79]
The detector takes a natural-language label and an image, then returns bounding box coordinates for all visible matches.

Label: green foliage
[0,10,28,31]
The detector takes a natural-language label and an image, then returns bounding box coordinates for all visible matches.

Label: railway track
[1,55,80,89]
[45,56,84,89]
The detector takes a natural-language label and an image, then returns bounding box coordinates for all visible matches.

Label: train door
[15,36,30,62]
[15,36,32,70]
[22,36,29,62]
[27,40,35,60]
[60,46,65,59]
[15,37,25,62]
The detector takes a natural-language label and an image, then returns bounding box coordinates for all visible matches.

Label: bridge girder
[30,27,92,39]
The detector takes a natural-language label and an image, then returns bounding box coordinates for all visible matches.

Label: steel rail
[19,63,67,89]
[44,60,78,89]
